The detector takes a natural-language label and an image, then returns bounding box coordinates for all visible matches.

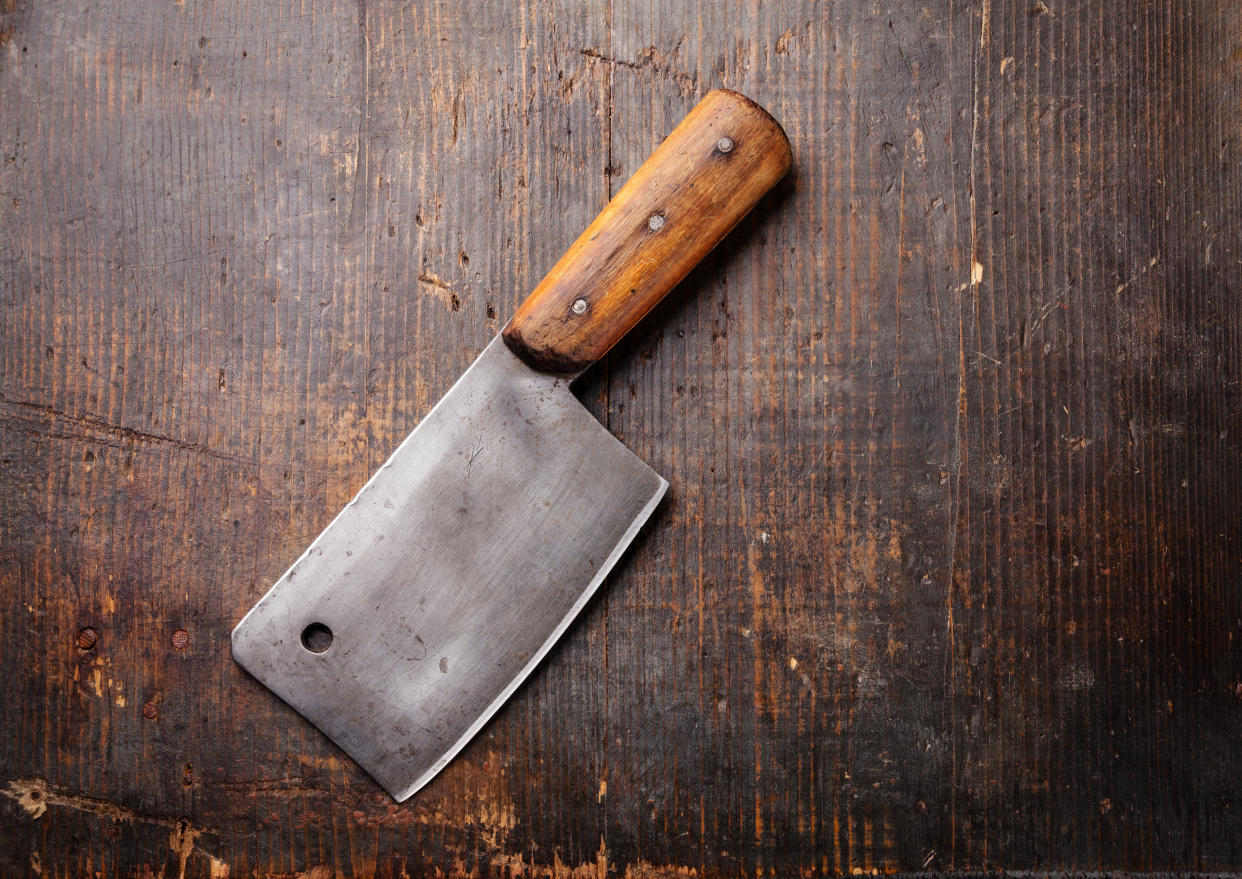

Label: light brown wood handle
[502,90,792,374]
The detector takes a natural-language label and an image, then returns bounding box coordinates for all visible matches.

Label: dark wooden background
[2,0,1240,874]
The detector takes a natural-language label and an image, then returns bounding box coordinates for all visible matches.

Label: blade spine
[390,473,669,802]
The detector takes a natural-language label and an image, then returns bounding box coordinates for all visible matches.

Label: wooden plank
[1,0,1240,874]
[595,3,965,873]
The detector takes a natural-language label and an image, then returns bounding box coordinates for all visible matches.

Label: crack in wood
[0,394,253,466]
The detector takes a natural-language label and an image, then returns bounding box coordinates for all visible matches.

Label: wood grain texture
[1,0,1240,875]
[503,89,791,374]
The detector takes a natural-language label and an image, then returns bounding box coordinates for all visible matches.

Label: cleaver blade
[231,335,665,800]
[232,90,792,801]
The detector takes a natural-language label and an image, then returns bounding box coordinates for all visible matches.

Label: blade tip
[384,761,448,803]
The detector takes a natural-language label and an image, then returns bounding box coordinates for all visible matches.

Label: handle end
[711,89,793,175]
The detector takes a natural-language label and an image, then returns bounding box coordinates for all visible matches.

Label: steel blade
[231,336,666,801]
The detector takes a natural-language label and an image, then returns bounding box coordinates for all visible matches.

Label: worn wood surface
[2,0,1240,875]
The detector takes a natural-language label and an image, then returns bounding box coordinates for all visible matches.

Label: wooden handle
[502,90,792,374]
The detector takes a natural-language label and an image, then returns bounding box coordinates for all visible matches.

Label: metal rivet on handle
[571,298,588,314]
[647,213,665,232]
[717,136,735,153]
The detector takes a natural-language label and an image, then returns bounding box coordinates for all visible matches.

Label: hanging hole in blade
[301,622,333,653]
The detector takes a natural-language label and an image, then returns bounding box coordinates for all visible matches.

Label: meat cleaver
[232,90,791,801]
